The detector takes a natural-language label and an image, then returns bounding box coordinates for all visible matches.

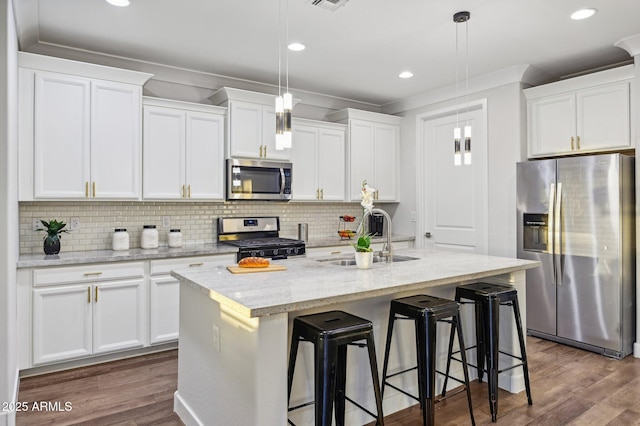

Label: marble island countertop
[171,248,539,318]
[16,235,414,268]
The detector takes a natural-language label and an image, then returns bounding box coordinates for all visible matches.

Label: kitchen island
[171,249,539,426]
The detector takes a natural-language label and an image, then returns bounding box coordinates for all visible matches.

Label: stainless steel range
[217,217,306,262]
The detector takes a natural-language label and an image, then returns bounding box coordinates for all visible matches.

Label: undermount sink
[316,254,419,266]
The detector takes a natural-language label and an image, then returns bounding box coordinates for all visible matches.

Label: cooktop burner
[217,217,306,261]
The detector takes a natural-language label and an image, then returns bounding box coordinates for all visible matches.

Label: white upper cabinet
[19,53,152,201]
[525,65,633,158]
[210,87,290,161]
[291,119,346,201]
[327,108,402,202]
[142,98,225,200]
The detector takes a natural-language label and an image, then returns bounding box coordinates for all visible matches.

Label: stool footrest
[383,381,419,403]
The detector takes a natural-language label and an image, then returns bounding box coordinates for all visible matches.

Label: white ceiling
[13,0,640,106]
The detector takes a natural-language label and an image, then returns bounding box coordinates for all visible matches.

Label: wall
[392,81,527,257]
[0,0,19,424]
[20,201,367,254]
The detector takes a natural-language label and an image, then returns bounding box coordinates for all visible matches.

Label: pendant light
[453,11,472,166]
[275,0,293,150]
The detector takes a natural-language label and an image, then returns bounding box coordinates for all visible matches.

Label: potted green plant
[353,233,374,269]
[38,219,69,255]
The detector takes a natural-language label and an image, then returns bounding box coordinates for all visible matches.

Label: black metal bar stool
[287,310,384,426]
[444,282,533,422]
[380,294,475,426]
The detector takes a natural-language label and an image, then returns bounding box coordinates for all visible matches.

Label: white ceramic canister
[168,229,183,248]
[112,228,129,251]
[141,225,159,249]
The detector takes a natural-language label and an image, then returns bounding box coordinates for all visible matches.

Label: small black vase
[44,238,61,255]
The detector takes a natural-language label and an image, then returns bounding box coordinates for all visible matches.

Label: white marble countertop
[16,235,414,268]
[171,248,539,318]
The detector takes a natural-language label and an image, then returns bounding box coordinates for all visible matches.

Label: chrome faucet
[363,208,393,262]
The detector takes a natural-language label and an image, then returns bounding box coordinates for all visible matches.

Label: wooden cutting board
[226,264,287,274]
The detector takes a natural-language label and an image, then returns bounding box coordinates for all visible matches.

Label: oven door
[226,159,292,200]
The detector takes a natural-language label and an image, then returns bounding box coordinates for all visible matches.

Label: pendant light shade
[454,127,462,166]
[275,96,285,150]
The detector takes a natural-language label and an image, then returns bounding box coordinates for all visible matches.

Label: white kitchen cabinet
[327,109,402,202]
[209,87,290,161]
[31,262,145,365]
[142,98,226,200]
[525,65,633,158]
[148,255,234,344]
[291,119,346,201]
[19,53,152,201]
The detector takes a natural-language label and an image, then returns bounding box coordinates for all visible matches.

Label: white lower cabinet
[31,262,145,365]
[148,255,234,345]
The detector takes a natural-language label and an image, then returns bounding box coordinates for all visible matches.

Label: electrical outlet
[70,217,80,230]
[32,219,43,231]
[162,216,171,228]
[212,324,220,353]
[410,211,417,222]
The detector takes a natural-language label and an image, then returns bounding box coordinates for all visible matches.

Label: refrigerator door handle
[548,183,557,285]
[555,182,563,285]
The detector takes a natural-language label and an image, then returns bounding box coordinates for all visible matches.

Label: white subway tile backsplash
[20,201,366,255]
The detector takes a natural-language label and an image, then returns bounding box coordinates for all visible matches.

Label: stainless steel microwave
[226,159,292,201]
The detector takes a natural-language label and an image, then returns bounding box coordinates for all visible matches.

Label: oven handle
[280,168,286,195]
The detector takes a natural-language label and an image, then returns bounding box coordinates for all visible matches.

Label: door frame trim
[415,99,488,250]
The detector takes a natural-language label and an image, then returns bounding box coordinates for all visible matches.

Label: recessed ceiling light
[570,8,597,20]
[288,42,306,52]
[399,71,413,79]
[106,0,130,7]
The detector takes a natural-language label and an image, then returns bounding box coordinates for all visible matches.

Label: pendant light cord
[455,22,459,128]
[465,19,469,126]
[286,0,289,94]
[278,0,282,97]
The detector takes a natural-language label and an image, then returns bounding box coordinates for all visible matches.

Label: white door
[92,279,145,354]
[528,93,575,157]
[420,104,487,253]
[291,125,319,200]
[33,284,92,365]
[186,111,225,200]
[229,101,262,159]
[91,80,141,199]
[149,275,180,344]
[577,82,631,151]
[317,128,345,201]
[34,72,90,199]
[142,106,186,199]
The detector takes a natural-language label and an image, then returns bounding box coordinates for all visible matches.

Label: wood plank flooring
[16,337,640,425]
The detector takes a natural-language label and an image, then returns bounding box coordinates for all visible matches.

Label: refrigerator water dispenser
[523,213,548,252]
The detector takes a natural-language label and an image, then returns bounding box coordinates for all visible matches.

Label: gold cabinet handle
[571,136,575,150]
[316,188,320,199]
[320,188,324,199]
[263,145,267,158]
[87,286,91,304]
[189,263,204,267]
[95,286,98,303]
[85,182,89,198]
[83,272,102,276]
[92,182,96,198]
[182,185,186,198]
[259,145,263,158]
[188,184,191,199]
[330,251,342,255]
[576,135,581,150]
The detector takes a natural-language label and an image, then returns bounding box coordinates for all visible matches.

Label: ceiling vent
[308,0,349,12]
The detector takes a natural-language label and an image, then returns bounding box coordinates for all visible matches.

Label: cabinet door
[577,82,631,152]
[92,279,145,354]
[318,128,345,201]
[186,111,225,200]
[291,125,319,200]
[34,72,91,199]
[349,120,375,201]
[528,94,575,157]
[33,284,92,365]
[142,106,186,199]
[229,101,262,158]
[373,124,398,201]
[149,275,180,344]
[91,80,142,199]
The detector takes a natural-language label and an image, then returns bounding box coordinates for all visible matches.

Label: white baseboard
[174,391,204,426]
[634,342,640,358]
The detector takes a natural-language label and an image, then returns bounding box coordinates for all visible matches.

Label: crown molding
[615,33,640,57]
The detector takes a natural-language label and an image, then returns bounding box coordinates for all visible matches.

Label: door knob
[424,232,432,238]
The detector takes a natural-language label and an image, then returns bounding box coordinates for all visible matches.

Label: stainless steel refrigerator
[516,153,635,359]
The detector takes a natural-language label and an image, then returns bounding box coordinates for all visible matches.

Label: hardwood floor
[16,337,640,425]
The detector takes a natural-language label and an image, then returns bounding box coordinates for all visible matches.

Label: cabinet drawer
[150,255,234,275]
[33,262,145,287]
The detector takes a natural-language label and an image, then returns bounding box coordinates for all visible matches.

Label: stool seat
[449,282,532,422]
[288,310,384,426]
[381,295,475,426]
